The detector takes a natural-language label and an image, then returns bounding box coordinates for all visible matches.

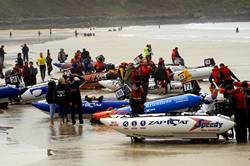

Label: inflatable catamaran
[100,114,235,140]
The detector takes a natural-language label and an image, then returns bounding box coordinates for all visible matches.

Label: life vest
[232,88,247,109]
[211,68,220,83]
[220,66,232,81]
[139,64,150,76]
[131,85,144,100]
[171,49,177,60]
[118,67,125,80]
[95,61,105,69]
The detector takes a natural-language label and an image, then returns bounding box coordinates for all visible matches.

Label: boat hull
[32,99,129,114]
[100,114,235,139]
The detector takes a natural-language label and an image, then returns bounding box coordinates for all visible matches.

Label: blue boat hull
[114,94,202,115]
[32,99,129,114]
[0,86,20,98]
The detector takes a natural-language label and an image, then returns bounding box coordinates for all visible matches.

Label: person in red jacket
[219,63,240,87]
[130,82,146,117]
[226,85,247,143]
[138,60,151,96]
[209,65,221,88]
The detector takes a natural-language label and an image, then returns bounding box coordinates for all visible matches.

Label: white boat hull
[100,114,235,139]
[99,80,183,94]
[174,66,212,81]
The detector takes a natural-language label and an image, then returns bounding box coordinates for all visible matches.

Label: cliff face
[0,0,250,28]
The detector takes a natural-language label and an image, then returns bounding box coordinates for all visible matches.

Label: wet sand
[1,23,250,166]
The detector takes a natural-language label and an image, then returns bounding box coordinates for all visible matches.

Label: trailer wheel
[131,137,144,143]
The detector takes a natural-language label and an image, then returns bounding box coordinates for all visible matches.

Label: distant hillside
[0,0,250,28]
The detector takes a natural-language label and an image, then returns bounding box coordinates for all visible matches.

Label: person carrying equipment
[219,63,240,87]
[209,65,222,88]
[171,47,184,65]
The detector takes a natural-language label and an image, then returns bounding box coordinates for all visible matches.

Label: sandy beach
[1,22,250,166]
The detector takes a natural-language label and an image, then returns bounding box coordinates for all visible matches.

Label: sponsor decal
[190,118,223,131]
[109,121,118,127]
[123,121,129,127]
[83,102,102,108]
[131,121,137,127]
[148,118,188,126]
[140,120,146,126]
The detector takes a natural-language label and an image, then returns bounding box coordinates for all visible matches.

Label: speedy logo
[190,118,223,131]
[148,118,188,126]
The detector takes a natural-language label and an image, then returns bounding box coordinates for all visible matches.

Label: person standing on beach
[38,31,41,37]
[22,44,29,62]
[46,49,53,75]
[69,76,83,125]
[36,52,46,82]
[46,80,57,127]
[22,61,31,86]
[0,45,6,68]
[16,53,23,68]
[75,30,78,37]
[55,77,71,125]
[29,61,38,85]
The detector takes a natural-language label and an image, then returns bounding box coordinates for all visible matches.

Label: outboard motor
[214,100,232,116]
[204,58,215,67]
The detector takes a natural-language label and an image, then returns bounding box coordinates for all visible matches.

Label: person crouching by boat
[225,85,248,143]
[154,57,169,95]
[130,82,146,117]
[46,80,57,127]
[209,65,222,88]
[219,63,240,87]
[55,77,71,125]
[241,81,250,141]
[94,55,106,72]
[69,76,83,125]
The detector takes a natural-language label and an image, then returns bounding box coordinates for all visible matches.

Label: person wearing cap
[225,84,248,143]
[219,63,240,87]
[46,80,57,127]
